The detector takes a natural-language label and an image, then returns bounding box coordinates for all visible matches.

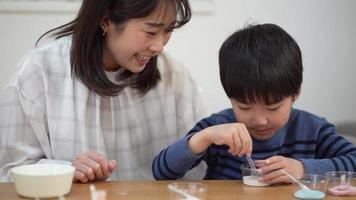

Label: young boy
[152,23,356,185]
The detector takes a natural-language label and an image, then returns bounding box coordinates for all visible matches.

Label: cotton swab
[281,169,310,190]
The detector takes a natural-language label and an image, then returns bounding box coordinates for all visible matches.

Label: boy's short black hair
[219,23,303,105]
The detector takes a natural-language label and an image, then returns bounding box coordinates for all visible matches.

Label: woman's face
[102,4,176,72]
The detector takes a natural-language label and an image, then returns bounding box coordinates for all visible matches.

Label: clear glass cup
[240,163,270,187]
[167,182,207,200]
[293,174,328,199]
[326,171,356,195]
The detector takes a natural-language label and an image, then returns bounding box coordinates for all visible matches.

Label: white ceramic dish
[11,164,75,198]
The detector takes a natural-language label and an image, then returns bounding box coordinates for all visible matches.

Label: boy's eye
[267,106,281,111]
[238,106,250,110]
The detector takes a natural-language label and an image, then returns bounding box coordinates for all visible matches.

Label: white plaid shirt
[0,37,206,181]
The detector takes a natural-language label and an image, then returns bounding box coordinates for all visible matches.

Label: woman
[0,0,205,183]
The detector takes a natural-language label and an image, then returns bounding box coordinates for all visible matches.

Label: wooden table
[0,180,352,199]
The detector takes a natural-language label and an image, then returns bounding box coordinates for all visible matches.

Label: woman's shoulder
[22,36,70,68]
[13,36,72,80]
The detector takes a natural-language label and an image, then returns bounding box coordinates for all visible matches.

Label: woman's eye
[165,28,174,33]
[146,32,156,35]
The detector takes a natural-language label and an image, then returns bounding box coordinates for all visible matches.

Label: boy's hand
[72,150,117,183]
[188,123,252,157]
[254,156,305,185]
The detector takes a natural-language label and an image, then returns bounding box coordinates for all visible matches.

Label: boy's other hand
[189,123,252,157]
[72,150,117,183]
[254,156,305,185]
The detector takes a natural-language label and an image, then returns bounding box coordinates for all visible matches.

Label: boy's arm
[152,108,218,180]
[299,123,356,174]
[152,113,223,180]
[152,135,206,180]
[152,113,253,180]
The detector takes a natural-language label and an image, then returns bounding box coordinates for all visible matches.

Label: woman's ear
[100,16,110,30]
[100,18,110,36]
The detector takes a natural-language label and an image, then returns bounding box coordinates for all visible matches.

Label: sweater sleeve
[152,136,204,180]
[299,123,356,175]
[152,109,235,180]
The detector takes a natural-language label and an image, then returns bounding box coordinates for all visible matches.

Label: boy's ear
[292,88,301,102]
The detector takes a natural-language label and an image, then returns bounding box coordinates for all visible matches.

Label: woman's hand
[188,123,252,157]
[72,150,117,183]
[254,156,305,185]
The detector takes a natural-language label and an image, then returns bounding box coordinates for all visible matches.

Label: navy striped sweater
[152,108,356,180]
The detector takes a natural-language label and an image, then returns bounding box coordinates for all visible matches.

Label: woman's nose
[149,35,166,53]
[149,40,164,53]
[149,33,171,53]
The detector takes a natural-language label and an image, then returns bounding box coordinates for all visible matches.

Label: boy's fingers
[239,130,251,157]
[255,156,280,168]
[232,131,242,155]
[263,174,290,185]
[266,156,282,164]
[240,124,252,156]
[259,161,283,175]
[260,168,284,183]
[228,134,236,155]
[254,162,266,168]
[254,160,268,167]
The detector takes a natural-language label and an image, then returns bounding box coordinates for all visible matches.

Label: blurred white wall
[0,0,355,127]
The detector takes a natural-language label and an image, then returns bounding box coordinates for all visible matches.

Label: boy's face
[230,96,297,140]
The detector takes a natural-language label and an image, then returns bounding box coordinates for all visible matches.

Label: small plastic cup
[167,182,207,200]
[240,163,270,187]
[293,174,327,200]
[326,171,356,196]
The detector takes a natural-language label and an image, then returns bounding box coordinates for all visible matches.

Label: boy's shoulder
[289,108,333,130]
[292,108,328,122]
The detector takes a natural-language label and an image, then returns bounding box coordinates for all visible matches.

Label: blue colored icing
[294,189,325,200]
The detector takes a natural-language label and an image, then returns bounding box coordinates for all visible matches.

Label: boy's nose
[251,115,268,126]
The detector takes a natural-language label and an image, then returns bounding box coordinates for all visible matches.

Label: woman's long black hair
[37,0,191,96]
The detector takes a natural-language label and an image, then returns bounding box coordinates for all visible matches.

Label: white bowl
[11,164,75,198]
